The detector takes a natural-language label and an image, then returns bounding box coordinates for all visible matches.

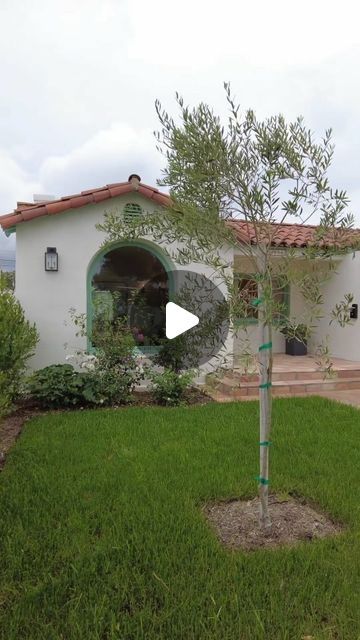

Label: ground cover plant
[0,397,360,639]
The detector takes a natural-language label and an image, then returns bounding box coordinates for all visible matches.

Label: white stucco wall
[15,193,358,371]
[14,193,235,371]
[310,252,360,361]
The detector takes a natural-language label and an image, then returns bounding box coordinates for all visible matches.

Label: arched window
[90,244,169,347]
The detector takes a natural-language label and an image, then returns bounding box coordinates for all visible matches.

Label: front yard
[0,398,360,639]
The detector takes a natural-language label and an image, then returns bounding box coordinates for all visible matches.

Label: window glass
[236,275,289,323]
[92,246,168,346]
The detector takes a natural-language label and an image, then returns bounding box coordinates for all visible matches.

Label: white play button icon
[165,302,199,339]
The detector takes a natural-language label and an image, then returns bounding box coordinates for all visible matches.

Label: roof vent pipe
[128,174,141,189]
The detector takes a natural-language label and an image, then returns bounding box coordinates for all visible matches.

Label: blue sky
[1,0,360,255]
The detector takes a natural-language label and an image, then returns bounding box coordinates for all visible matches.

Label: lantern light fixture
[45,247,58,271]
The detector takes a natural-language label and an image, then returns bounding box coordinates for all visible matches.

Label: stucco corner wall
[310,252,360,361]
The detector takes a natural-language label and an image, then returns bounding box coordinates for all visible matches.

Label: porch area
[206,354,360,405]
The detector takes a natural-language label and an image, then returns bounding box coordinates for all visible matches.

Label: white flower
[65,354,74,361]
[81,361,96,371]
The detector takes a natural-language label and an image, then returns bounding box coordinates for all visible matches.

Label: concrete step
[227,368,360,383]
[215,376,360,399]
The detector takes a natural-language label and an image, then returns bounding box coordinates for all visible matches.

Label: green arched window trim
[86,239,175,354]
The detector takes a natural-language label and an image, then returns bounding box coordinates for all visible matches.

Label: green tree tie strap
[251,297,264,307]
[259,441,272,446]
[255,476,270,485]
[259,342,272,351]
[259,382,272,389]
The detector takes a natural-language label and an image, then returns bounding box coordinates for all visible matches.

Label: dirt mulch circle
[203,494,345,551]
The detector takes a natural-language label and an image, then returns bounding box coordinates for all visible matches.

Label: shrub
[154,334,192,373]
[0,273,38,412]
[0,372,11,416]
[27,364,85,409]
[67,309,145,406]
[149,368,195,406]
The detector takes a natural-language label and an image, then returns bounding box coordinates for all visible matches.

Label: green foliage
[154,334,195,372]
[90,316,145,404]
[0,273,38,412]
[98,84,357,340]
[0,270,15,291]
[27,364,85,409]
[280,321,309,342]
[149,368,194,406]
[330,292,355,327]
[68,309,145,406]
[0,371,11,416]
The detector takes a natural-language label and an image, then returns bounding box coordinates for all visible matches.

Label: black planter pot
[285,337,307,356]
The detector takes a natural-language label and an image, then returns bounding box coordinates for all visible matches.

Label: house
[1,174,360,378]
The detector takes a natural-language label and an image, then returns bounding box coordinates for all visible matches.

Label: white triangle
[165,302,199,339]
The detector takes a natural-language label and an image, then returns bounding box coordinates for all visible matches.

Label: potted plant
[280,322,308,356]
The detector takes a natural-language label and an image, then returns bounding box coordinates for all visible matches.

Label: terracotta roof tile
[0,176,170,231]
[93,190,111,203]
[228,219,360,249]
[1,176,358,249]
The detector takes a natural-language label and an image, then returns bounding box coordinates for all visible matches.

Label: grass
[0,397,360,639]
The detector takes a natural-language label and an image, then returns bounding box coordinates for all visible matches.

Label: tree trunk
[258,282,273,530]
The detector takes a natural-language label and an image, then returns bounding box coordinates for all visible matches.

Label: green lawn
[0,398,360,639]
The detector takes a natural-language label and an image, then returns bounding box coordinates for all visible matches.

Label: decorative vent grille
[123,203,142,223]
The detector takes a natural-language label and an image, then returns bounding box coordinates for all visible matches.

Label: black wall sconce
[44,247,58,271]
[350,303,358,319]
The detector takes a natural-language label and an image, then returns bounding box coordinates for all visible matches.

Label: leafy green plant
[280,321,309,342]
[0,273,38,413]
[149,368,194,406]
[0,270,15,291]
[68,310,145,406]
[154,334,191,373]
[27,364,85,409]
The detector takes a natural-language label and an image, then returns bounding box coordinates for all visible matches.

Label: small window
[123,203,142,223]
[236,275,289,324]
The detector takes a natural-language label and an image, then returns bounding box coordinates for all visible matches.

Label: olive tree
[98,85,357,529]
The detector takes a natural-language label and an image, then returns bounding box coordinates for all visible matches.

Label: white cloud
[127,0,360,69]
[0,121,162,253]
[39,122,162,195]
[0,152,41,212]
[0,151,42,253]
[1,0,360,258]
